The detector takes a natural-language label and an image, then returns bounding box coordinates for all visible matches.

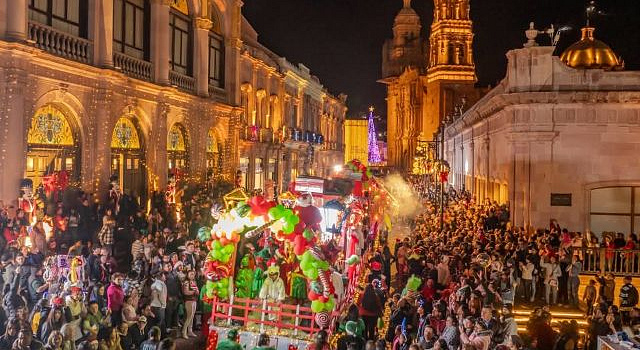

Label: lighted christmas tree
[367,106,382,164]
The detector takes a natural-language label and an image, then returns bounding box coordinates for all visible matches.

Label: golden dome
[560,27,623,70]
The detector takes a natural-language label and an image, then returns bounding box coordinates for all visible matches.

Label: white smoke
[381,173,423,218]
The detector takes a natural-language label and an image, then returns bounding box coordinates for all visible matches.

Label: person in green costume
[250,257,265,299]
[289,267,307,304]
[217,329,242,350]
[251,333,275,350]
[235,255,254,298]
[338,304,366,338]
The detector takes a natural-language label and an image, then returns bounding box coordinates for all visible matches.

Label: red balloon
[293,235,307,256]
[319,295,328,303]
[293,221,306,235]
[308,290,320,300]
[219,237,229,246]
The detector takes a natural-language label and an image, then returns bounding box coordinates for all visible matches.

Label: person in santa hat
[259,265,286,321]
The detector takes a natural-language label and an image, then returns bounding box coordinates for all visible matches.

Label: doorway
[111,116,146,204]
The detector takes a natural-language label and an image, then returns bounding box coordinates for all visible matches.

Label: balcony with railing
[573,247,640,276]
[28,21,92,64]
[169,70,195,93]
[113,52,153,81]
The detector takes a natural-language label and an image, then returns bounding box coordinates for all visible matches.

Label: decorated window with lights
[167,123,189,173]
[26,105,79,189]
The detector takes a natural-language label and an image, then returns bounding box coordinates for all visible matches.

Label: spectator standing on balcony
[619,276,638,325]
[623,235,636,272]
[567,255,582,307]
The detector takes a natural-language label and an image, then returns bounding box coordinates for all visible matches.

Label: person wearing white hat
[259,265,286,320]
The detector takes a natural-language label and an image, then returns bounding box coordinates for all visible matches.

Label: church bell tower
[420,0,477,142]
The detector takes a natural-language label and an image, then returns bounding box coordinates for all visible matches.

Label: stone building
[380,0,483,172]
[443,23,640,235]
[0,0,345,204]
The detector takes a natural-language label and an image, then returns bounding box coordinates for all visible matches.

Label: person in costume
[235,255,254,298]
[259,265,286,321]
[250,256,266,299]
[18,179,35,223]
[289,265,307,305]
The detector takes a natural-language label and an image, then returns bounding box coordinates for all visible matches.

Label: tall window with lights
[29,0,87,37]
[169,10,193,75]
[113,0,150,60]
[208,34,224,88]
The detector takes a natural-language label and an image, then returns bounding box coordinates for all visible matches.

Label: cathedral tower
[382,0,427,78]
[381,0,481,172]
[424,0,477,139]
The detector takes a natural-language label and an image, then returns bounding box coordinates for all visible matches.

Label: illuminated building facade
[0,0,345,203]
[380,0,483,172]
[344,119,369,167]
[444,24,640,234]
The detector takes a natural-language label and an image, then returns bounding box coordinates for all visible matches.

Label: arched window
[169,7,192,76]
[111,117,141,149]
[26,105,79,187]
[29,0,88,38]
[167,123,189,171]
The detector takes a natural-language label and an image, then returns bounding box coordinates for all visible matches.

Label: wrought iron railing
[28,21,92,64]
[169,70,195,93]
[571,247,640,276]
[113,52,153,81]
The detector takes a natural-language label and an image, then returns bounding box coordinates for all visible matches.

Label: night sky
[242,0,640,120]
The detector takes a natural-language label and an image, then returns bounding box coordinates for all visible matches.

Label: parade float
[201,159,395,350]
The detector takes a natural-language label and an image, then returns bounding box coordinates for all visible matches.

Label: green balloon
[311,300,323,313]
[324,297,335,311]
[304,268,318,280]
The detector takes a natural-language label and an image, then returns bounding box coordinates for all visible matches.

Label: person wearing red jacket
[107,273,125,325]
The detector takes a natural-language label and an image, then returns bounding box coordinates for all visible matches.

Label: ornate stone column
[151,0,171,85]
[194,17,212,96]
[0,68,27,203]
[4,0,28,41]
[153,102,170,190]
[93,0,114,67]
[90,87,114,198]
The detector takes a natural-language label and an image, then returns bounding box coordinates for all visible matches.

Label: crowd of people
[3,176,640,350]
[338,193,640,350]
[0,184,221,350]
